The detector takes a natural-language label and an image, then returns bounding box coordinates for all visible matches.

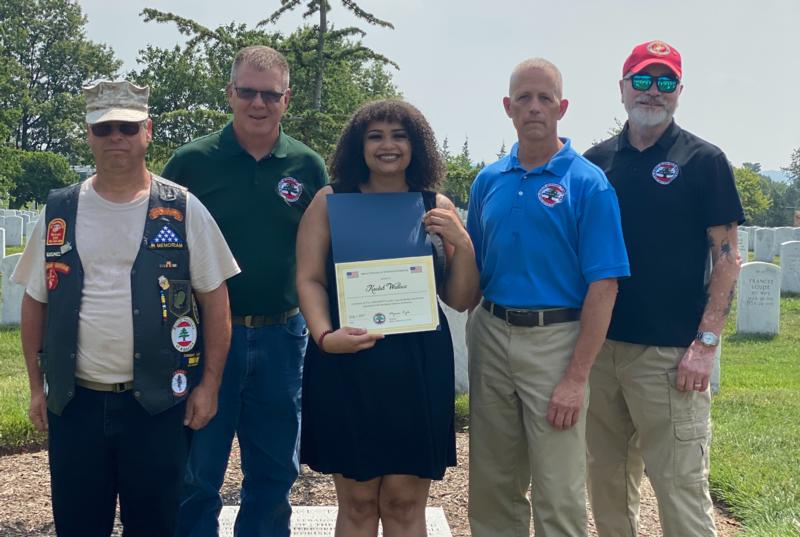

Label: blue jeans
[176,313,308,537]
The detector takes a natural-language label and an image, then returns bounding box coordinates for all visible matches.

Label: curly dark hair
[329,100,444,192]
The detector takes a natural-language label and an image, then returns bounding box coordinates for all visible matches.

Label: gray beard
[625,101,676,129]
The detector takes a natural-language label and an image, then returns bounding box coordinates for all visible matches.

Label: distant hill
[763,169,792,183]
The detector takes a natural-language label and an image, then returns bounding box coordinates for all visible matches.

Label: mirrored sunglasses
[90,122,143,137]
[626,73,679,93]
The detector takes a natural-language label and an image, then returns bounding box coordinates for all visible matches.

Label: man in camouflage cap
[14,80,240,536]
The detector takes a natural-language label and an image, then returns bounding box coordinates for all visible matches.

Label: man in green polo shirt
[163,45,328,537]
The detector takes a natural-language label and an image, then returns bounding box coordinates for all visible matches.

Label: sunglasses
[625,73,680,93]
[90,121,144,137]
[234,86,286,103]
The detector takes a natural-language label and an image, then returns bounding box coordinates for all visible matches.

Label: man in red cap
[583,41,744,536]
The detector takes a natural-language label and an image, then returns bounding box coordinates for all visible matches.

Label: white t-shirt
[12,177,241,384]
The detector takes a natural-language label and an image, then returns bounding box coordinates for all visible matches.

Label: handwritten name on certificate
[335,255,439,335]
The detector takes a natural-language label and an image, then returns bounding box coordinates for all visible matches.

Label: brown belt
[232,307,301,328]
[76,378,134,393]
[482,300,580,327]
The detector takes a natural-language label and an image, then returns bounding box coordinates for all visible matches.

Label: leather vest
[41,176,203,415]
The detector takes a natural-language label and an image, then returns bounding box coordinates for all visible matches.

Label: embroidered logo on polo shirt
[537,183,567,207]
[277,177,303,203]
[647,41,671,56]
[652,161,680,185]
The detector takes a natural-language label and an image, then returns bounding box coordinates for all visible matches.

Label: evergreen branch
[256,0,304,27]
[340,0,394,28]
[326,27,366,40]
[331,45,399,70]
[140,9,234,46]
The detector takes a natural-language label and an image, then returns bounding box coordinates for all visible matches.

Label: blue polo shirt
[466,139,630,309]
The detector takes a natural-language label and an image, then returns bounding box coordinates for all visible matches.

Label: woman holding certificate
[297,100,479,536]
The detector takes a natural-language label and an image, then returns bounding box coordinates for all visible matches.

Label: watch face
[699,332,718,345]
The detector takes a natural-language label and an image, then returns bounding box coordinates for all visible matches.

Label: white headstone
[774,227,795,257]
[779,241,800,294]
[710,341,722,394]
[754,228,775,262]
[794,228,800,240]
[218,506,453,537]
[0,229,5,261]
[20,213,30,227]
[736,262,781,335]
[25,220,37,243]
[0,215,5,231]
[4,215,23,247]
[1,253,24,325]
[748,227,758,250]
[737,230,748,263]
[440,301,468,394]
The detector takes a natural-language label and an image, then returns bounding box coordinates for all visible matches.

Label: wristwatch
[696,331,720,347]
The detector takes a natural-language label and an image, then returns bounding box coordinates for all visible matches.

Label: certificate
[327,192,440,335]
[335,256,439,334]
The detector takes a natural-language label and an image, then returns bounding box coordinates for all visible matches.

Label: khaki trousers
[467,304,588,537]
[586,339,716,537]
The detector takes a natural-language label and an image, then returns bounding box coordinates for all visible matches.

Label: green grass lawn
[712,297,800,536]
[0,327,44,451]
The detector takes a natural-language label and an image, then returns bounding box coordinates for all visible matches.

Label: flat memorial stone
[754,228,774,262]
[737,230,748,263]
[219,506,453,537]
[779,241,800,294]
[736,262,781,335]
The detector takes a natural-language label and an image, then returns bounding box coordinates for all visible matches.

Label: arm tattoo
[724,287,735,316]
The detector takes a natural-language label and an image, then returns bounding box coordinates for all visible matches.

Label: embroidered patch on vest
[171,369,188,397]
[537,183,567,207]
[148,207,184,221]
[149,224,184,249]
[185,353,201,368]
[45,262,70,291]
[277,177,303,203]
[171,316,197,353]
[168,281,192,317]
[652,161,680,185]
[46,218,66,246]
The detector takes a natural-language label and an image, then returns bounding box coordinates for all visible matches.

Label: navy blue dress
[300,189,456,481]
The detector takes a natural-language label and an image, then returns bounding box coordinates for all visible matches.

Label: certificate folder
[327,192,440,334]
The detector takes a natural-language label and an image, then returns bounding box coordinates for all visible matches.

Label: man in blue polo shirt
[466,58,630,537]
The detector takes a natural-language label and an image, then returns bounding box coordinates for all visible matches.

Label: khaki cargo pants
[467,304,588,537]
[586,339,716,537]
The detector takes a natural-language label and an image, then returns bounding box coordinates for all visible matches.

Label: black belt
[482,300,580,327]
[232,307,300,328]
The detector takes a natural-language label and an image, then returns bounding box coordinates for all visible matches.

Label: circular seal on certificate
[171,316,197,352]
[373,313,386,325]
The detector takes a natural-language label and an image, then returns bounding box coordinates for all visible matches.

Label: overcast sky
[78,0,799,171]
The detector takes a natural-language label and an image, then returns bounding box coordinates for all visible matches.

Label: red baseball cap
[622,40,682,78]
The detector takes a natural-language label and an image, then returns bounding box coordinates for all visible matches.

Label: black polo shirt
[162,123,328,316]
[584,121,744,347]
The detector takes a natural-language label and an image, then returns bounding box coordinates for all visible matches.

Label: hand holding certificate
[327,192,440,335]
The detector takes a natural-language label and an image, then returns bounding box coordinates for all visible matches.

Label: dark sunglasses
[626,73,680,93]
[90,121,143,137]
[234,86,286,103]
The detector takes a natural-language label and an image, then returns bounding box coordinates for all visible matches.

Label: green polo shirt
[162,122,328,315]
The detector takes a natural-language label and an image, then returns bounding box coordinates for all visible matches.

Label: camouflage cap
[83,80,149,125]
